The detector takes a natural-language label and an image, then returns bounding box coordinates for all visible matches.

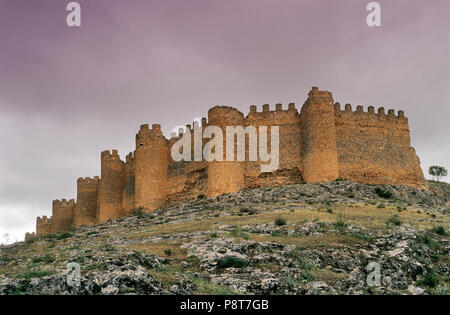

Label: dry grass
[312,269,348,285]
[125,203,448,240]
[240,233,367,248]
[121,241,188,259]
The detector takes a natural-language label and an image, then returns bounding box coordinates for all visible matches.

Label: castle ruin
[26,87,427,240]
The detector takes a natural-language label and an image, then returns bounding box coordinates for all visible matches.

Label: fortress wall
[25,232,36,241]
[300,87,339,182]
[36,216,53,235]
[334,104,427,188]
[98,150,124,222]
[52,199,75,233]
[135,124,169,211]
[244,103,303,187]
[74,176,99,227]
[28,87,430,238]
[207,106,246,197]
[122,152,136,216]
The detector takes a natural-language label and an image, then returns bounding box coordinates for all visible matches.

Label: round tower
[135,124,169,211]
[207,106,245,197]
[300,87,339,182]
[98,150,124,222]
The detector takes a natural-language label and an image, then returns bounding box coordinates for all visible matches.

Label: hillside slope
[0,180,449,295]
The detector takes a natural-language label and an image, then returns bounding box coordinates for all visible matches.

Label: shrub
[230,227,249,240]
[100,243,116,252]
[417,234,441,251]
[418,270,439,288]
[283,277,297,289]
[32,254,55,264]
[386,215,402,226]
[239,207,256,214]
[431,226,447,236]
[352,232,372,242]
[133,207,145,218]
[164,248,172,256]
[22,270,54,279]
[377,204,386,209]
[275,217,287,226]
[217,256,248,269]
[56,232,73,240]
[197,194,206,200]
[334,215,347,229]
[271,230,288,237]
[300,271,314,282]
[209,232,218,238]
[374,187,393,199]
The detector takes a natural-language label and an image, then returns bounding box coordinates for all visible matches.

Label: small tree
[3,233,9,245]
[428,166,448,182]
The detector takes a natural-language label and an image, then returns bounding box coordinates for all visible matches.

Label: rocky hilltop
[1,180,449,295]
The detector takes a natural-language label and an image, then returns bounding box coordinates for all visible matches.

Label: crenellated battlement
[334,103,408,122]
[101,149,123,162]
[125,151,135,163]
[246,103,298,119]
[25,232,36,241]
[77,176,100,185]
[53,199,76,208]
[36,215,53,235]
[37,215,51,224]
[29,86,427,240]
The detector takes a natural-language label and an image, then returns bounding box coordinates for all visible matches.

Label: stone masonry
[31,87,427,237]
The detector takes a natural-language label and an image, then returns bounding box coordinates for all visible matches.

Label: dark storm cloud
[0,0,449,241]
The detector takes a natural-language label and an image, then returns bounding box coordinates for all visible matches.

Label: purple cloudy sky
[0,0,449,242]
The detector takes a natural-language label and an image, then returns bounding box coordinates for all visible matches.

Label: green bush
[217,256,248,269]
[275,217,287,226]
[386,215,402,226]
[417,234,441,251]
[164,248,172,256]
[22,270,54,279]
[418,271,439,288]
[32,254,55,264]
[334,215,347,229]
[374,187,393,199]
[230,227,249,240]
[56,232,73,240]
[431,226,447,236]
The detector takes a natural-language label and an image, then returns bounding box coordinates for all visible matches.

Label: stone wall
[122,152,136,216]
[135,124,169,211]
[74,176,99,227]
[98,150,124,223]
[32,87,428,237]
[52,199,75,233]
[334,103,427,188]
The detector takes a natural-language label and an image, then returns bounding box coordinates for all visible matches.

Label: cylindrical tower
[300,87,339,182]
[207,106,245,197]
[98,150,124,222]
[135,124,169,211]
